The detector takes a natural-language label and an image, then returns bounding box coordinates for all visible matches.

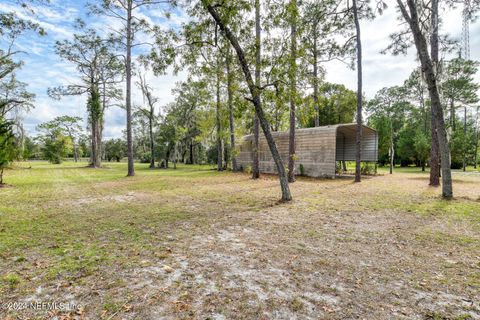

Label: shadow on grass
[408,176,479,184]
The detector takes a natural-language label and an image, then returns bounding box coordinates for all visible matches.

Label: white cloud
[324,0,474,99]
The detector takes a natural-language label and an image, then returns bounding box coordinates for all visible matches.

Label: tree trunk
[274,86,282,131]
[224,139,228,169]
[126,0,135,177]
[190,139,194,164]
[165,148,170,169]
[91,120,99,167]
[0,168,4,185]
[89,86,102,168]
[95,118,102,166]
[252,0,261,179]
[398,0,452,198]
[173,142,177,169]
[463,106,467,171]
[450,98,456,131]
[99,80,107,164]
[73,138,78,162]
[205,2,292,201]
[312,22,320,127]
[89,122,95,166]
[389,120,394,174]
[138,75,156,169]
[288,0,297,183]
[149,113,155,169]
[429,0,440,186]
[430,109,441,185]
[474,107,479,169]
[353,0,362,183]
[226,48,237,171]
[389,139,394,174]
[215,44,223,171]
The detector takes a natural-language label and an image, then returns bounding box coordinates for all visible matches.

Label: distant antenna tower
[462,0,471,59]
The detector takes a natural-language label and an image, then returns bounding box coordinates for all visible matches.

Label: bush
[139,152,152,164]
[0,120,16,184]
[299,164,305,176]
[41,134,72,164]
[104,139,126,162]
[206,145,218,165]
[361,162,375,175]
[335,161,341,173]
[450,160,463,170]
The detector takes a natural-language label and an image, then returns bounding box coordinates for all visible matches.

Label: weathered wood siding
[237,124,378,178]
[238,126,337,178]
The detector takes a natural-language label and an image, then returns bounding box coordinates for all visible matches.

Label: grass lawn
[0,161,479,319]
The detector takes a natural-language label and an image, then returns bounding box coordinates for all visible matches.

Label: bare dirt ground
[0,163,479,319]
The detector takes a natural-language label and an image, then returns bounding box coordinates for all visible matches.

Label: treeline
[18,80,357,166]
[1,0,479,200]
[368,58,479,172]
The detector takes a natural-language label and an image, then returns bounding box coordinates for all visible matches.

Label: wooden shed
[237,124,378,178]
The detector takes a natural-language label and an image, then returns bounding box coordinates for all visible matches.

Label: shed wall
[237,126,337,178]
[236,124,378,178]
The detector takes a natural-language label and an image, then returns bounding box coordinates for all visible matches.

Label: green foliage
[367,86,411,165]
[298,83,357,128]
[368,60,480,170]
[37,119,74,164]
[206,145,218,165]
[360,162,375,175]
[0,11,45,89]
[450,128,467,169]
[22,136,40,160]
[41,134,73,164]
[88,88,102,123]
[442,58,479,108]
[2,273,21,290]
[0,119,16,184]
[299,163,305,176]
[139,151,152,164]
[413,130,430,166]
[154,80,209,165]
[104,139,126,162]
[206,144,231,166]
[0,74,35,118]
[397,125,417,165]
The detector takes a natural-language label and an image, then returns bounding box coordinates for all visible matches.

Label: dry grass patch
[0,162,479,319]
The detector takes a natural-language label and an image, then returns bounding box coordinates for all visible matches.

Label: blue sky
[1,0,479,139]
[1,0,188,138]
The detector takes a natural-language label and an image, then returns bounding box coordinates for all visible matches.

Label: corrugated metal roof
[241,123,376,140]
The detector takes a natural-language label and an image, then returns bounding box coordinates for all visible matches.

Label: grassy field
[0,161,479,319]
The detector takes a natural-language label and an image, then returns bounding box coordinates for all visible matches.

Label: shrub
[2,273,20,289]
[299,163,305,176]
[0,120,16,184]
[361,162,375,175]
[139,151,152,164]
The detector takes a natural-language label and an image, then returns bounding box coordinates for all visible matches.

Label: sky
[1,0,479,139]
